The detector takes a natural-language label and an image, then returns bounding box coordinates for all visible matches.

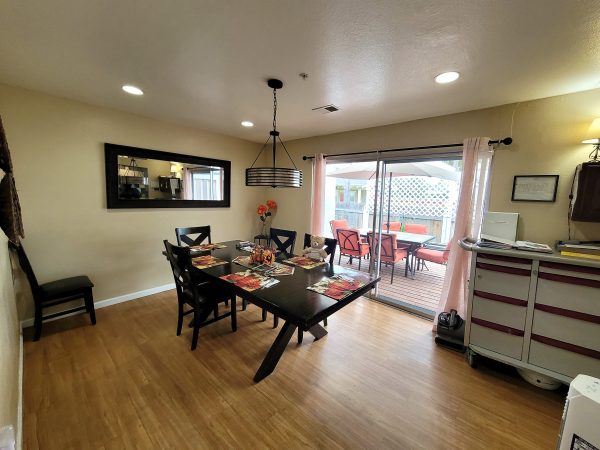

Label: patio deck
[336,255,446,314]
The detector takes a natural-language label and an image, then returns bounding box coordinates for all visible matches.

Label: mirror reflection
[117,156,225,201]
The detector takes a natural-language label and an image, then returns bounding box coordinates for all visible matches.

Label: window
[191,168,223,200]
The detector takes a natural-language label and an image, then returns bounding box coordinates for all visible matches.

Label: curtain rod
[301,137,513,160]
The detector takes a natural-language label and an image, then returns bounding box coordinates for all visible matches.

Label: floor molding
[20,283,175,328]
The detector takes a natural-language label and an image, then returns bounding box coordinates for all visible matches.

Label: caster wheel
[467,349,478,368]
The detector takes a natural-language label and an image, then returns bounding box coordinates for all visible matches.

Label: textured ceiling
[1,0,600,142]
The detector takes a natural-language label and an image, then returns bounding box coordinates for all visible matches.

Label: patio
[336,255,445,314]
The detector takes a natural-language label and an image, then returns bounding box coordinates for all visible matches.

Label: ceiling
[1,0,600,143]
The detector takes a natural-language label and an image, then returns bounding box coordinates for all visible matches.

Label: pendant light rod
[245,78,302,188]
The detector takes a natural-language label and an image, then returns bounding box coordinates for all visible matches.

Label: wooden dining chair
[367,232,409,283]
[175,225,211,247]
[404,223,428,234]
[296,233,338,344]
[269,227,297,258]
[9,242,96,341]
[163,240,236,350]
[336,228,369,270]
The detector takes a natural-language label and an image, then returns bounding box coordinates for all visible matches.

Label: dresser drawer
[532,307,600,352]
[528,339,600,379]
[472,292,527,330]
[470,321,524,360]
[474,267,531,300]
[535,277,600,317]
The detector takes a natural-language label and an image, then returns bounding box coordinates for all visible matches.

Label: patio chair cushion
[404,223,428,234]
[415,247,449,265]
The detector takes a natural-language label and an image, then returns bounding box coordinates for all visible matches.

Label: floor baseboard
[20,283,175,328]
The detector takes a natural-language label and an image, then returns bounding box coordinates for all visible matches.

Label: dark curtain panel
[0,115,25,243]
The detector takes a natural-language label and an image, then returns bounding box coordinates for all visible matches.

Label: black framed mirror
[105,143,231,209]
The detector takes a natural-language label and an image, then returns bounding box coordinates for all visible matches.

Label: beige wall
[0,231,20,444]
[270,88,600,245]
[0,83,263,319]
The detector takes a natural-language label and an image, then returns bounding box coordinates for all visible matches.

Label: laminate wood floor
[23,291,566,449]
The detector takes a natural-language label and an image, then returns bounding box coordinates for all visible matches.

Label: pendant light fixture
[246,79,302,188]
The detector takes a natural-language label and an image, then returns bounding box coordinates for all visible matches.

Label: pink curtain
[434,137,492,325]
[183,167,192,200]
[310,154,326,235]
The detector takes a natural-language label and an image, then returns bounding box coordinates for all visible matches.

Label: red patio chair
[415,241,451,270]
[330,219,349,237]
[404,223,428,234]
[383,221,401,232]
[336,228,370,270]
[367,232,409,283]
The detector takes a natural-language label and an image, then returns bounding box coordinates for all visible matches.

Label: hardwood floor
[23,290,566,449]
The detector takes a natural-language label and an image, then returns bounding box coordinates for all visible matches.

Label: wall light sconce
[582,118,600,161]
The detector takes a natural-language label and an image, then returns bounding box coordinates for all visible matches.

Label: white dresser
[464,244,600,384]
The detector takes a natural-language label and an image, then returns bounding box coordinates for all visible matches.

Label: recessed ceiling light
[122,85,144,95]
[435,72,460,84]
[241,121,254,127]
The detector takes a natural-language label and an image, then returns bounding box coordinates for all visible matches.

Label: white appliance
[480,212,519,245]
[557,374,600,449]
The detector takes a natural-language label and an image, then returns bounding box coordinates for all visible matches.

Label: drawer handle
[538,272,600,289]
[476,262,531,277]
[534,303,600,325]
[531,334,600,361]
[472,317,524,336]
[474,290,528,307]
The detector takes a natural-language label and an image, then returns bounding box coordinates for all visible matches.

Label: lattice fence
[367,177,459,218]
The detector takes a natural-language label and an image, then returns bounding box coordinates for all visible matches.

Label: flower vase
[260,219,270,238]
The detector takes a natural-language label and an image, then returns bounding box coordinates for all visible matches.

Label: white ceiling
[1,0,600,143]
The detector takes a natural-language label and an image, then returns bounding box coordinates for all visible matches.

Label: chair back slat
[269,228,297,257]
[9,242,42,300]
[303,234,337,265]
[368,232,397,260]
[336,228,362,252]
[163,240,194,292]
[175,226,211,247]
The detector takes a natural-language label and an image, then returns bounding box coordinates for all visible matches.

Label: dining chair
[269,227,297,258]
[329,219,349,238]
[175,225,211,247]
[163,240,236,350]
[415,241,451,271]
[296,233,338,344]
[9,242,96,341]
[367,232,409,283]
[383,221,402,232]
[404,223,428,234]
[336,228,369,270]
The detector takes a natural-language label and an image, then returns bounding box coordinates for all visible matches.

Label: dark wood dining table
[188,240,380,382]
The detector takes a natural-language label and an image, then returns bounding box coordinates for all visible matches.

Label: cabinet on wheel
[465,249,600,384]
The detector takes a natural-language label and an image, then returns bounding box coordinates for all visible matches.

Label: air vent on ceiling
[312,104,340,114]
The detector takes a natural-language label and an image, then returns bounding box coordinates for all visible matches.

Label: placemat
[191,255,228,269]
[220,270,279,291]
[307,275,366,300]
[284,256,326,270]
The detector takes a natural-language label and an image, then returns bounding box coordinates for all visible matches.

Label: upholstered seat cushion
[39,276,94,300]
[415,248,448,264]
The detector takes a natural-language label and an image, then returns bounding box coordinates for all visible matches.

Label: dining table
[359,229,435,277]
[185,240,380,382]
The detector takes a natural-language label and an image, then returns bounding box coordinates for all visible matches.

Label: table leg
[254,321,297,382]
[307,323,328,340]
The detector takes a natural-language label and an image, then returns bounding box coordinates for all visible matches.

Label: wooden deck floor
[336,255,446,313]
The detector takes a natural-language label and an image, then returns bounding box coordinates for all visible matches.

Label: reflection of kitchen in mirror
[117,156,224,201]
